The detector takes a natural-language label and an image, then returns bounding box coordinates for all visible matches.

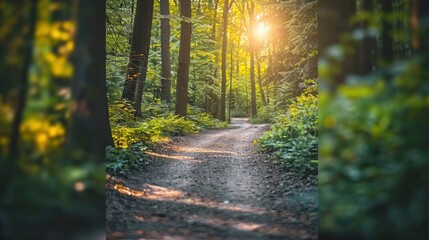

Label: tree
[220,0,234,121]
[8,0,37,159]
[319,0,356,86]
[257,59,267,106]
[175,0,192,117]
[248,1,257,117]
[357,0,375,75]
[381,0,394,63]
[122,0,155,117]
[160,0,172,102]
[67,0,114,156]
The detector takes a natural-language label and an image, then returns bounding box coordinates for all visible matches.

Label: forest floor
[106,118,317,240]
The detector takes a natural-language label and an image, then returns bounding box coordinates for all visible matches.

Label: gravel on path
[106,118,317,240]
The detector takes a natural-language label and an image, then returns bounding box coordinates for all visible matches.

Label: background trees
[106,0,317,122]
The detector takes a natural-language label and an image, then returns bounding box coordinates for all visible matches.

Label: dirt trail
[107,118,317,240]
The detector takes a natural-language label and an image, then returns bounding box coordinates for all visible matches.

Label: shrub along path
[106,118,317,240]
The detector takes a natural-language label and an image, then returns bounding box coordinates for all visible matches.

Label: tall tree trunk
[209,0,219,116]
[411,0,429,56]
[220,0,232,121]
[381,0,394,62]
[358,0,375,74]
[319,0,356,86]
[68,0,113,157]
[175,0,192,117]
[122,0,154,109]
[8,0,37,159]
[160,0,172,102]
[228,43,234,124]
[257,59,267,106]
[248,1,257,117]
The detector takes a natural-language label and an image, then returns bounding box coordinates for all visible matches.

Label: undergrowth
[106,101,227,173]
[258,79,318,178]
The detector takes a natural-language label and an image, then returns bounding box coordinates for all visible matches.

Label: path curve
[107,118,317,240]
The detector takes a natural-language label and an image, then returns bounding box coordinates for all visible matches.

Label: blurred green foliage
[319,58,429,239]
[0,1,106,239]
[319,0,429,239]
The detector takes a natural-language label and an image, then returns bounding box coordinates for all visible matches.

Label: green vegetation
[107,100,227,172]
[259,79,318,176]
[319,0,429,239]
[105,0,318,177]
[0,0,317,238]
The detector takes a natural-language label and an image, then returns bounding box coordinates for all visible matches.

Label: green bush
[231,108,249,118]
[251,105,278,124]
[259,80,318,176]
[187,113,228,129]
[106,142,150,173]
[319,59,429,239]
[108,100,139,127]
[146,115,200,136]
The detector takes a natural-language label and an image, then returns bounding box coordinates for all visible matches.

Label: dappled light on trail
[145,151,203,162]
[168,144,238,155]
[112,183,266,215]
[107,121,317,239]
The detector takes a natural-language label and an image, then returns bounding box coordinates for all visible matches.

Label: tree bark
[257,59,267,106]
[228,43,234,124]
[220,0,231,121]
[175,0,192,117]
[122,0,154,107]
[8,0,37,159]
[411,0,429,57]
[248,1,257,117]
[357,0,375,74]
[68,0,113,157]
[319,0,356,86]
[160,0,172,103]
[381,0,394,62]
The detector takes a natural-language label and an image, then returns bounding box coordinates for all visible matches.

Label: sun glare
[255,22,268,38]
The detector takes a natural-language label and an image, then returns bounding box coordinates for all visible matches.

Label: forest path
[106,118,317,240]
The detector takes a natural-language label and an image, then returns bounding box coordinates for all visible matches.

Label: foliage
[259,80,318,176]
[146,115,200,136]
[187,112,228,129]
[251,105,277,124]
[264,0,318,107]
[108,105,227,174]
[106,142,150,173]
[108,100,138,126]
[319,58,429,239]
[319,0,429,238]
[1,1,107,238]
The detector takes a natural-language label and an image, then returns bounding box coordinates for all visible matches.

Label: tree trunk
[220,0,230,121]
[411,0,429,57]
[175,0,192,117]
[68,0,113,157]
[8,0,37,159]
[257,59,267,106]
[228,43,234,124]
[160,0,172,102]
[248,1,257,117]
[122,0,154,107]
[319,0,356,86]
[381,0,394,62]
[357,0,375,74]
